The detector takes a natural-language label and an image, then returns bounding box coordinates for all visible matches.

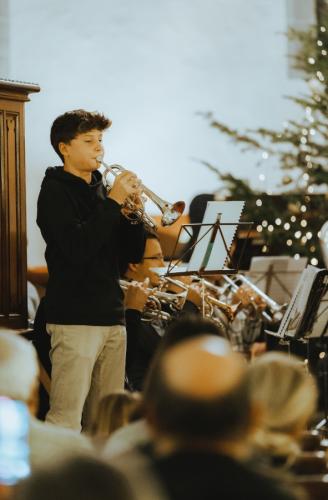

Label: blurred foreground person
[90,390,141,449]
[102,317,223,459]
[13,457,134,500]
[248,351,318,467]
[140,336,300,500]
[0,331,91,471]
[109,335,301,500]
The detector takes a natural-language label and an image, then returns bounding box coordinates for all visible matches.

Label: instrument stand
[163,218,253,278]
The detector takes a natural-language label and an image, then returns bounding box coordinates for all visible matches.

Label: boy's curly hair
[50,109,112,162]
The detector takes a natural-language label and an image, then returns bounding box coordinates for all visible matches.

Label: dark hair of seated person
[159,315,224,352]
[13,456,134,500]
[119,230,159,277]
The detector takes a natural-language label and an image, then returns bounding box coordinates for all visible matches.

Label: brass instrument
[97,157,185,231]
[120,280,172,322]
[159,275,240,323]
[221,274,287,323]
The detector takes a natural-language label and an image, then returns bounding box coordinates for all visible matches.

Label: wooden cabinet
[0,79,40,328]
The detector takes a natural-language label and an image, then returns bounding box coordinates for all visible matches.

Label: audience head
[159,315,224,353]
[91,390,141,439]
[143,335,253,451]
[0,331,39,414]
[248,351,318,458]
[13,456,134,500]
[121,232,164,286]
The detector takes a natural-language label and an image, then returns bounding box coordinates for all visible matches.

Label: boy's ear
[58,141,69,157]
[128,263,139,272]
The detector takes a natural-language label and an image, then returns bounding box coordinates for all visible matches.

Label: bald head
[143,335,252,443]
[163,336,245,400]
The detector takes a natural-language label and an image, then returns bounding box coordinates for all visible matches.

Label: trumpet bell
[161,201,186,226]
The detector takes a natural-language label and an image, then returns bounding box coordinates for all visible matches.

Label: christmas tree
[202,4,328,267]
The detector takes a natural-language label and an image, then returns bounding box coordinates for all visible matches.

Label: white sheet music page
[276,265,321,338]
[188,201,245,273]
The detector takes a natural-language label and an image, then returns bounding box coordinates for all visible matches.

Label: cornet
[97,157,185,231]
[120,279,172,322]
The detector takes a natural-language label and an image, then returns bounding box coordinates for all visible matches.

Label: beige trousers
[46,323,126,431]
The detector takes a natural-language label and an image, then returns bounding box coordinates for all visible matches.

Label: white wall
[7,0,315,265]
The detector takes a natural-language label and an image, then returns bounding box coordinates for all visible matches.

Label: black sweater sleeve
[37,181,122,265]
[118,215,146,264]
[125,309,161,368]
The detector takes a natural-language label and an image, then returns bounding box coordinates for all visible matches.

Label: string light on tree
[202,18,328,267]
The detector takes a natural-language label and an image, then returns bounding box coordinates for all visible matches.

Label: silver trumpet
[97,157,185,231]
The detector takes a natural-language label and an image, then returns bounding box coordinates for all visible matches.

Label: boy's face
[59,129,104,172]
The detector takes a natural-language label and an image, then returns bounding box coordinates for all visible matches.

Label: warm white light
[262,245,268,253]
[303,173,310,181]
[275,218,282,225]
[322,49,327,56]
[286,239,293,246]
[320,26,326,32]
[301,236,307,244]
[295,231,301,239]
[318,231,322,238]
[262,220,268,228]
[317,71,325,81]
[306,232,313,239]
[308,186,314,193]
[290,216,296,222]
[308,57,315,64]
[311,258,318,266]
[294,254,300,260]
[300,137,307,144]
[284,222,290,230]
[301,220,307,227]
[257,225,263,232]
[256,199,262,207]
[268,225,274,232]
[317,40,323,47]
[302,128,308,135]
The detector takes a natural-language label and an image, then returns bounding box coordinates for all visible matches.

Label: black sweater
[37,167,145,326]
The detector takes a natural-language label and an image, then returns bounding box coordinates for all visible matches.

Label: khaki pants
[46,323,126,431]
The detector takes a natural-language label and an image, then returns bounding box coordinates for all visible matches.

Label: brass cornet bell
[97,157,185,231]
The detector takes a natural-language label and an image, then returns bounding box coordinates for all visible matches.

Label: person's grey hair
[248,351,318,458]
[0,331,39,401]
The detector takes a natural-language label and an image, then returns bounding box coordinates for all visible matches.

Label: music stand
[152,201,252,278]
[267,266,328,434]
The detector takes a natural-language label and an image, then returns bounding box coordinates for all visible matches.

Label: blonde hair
[248,352,318,459]
[0,330,39,402]
[92,390,141,438]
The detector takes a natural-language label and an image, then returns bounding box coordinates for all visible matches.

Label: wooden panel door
[0,79,40,328]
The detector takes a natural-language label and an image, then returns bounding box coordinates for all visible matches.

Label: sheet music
[276,265,328,339]
[187,201,244,272]
[249,256,307,304]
